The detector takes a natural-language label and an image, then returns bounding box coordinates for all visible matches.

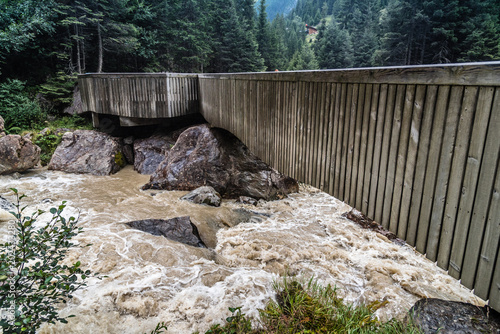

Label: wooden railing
[78,62,500,310]
[197,62,500,310]
[79,73,199,118]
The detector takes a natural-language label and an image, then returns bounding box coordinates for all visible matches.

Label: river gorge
[0,165,483,333]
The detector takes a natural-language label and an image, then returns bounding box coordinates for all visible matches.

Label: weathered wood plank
[389,85,415,234]
[415,86,450,253]
[448,86,496,279]
[397,85,426,239]
[437,87,479,269]
[345,84,358,204]
[357,84,372,209]
[368,84,388,219]
[362,84,379,214]
[460,88,500,288]
[334,83,347,198]
[473,148,500,300]
[329,83,341,195]
[375,84,396,224]
[351,84,365,207]
[426,86,464,261]
[382,84,406,229]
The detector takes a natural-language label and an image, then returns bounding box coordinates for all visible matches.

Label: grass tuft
[197,276,422,334]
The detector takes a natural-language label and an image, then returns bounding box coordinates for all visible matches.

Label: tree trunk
[97,22,103,73]
[75,24,82,74]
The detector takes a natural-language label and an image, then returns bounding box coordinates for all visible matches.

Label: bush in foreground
[0,189,95,333]
[199,277,422,334]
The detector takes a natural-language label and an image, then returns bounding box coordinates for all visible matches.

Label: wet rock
[238,196,258,206]
[408,298,500,334]
[181,186,222,207]
[48,130,125,176]
[126,217,206,248]
[123,144,134,164]
[0,135,41,175]
[343,209,406,245]
[0,196,16,221]
[133,135,177,175]
[143,124,299,200]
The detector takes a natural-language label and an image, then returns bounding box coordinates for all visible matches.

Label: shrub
[33,130,63,166]
[0,79,45,130]
[0,189,95,333]
[198,277,422,334]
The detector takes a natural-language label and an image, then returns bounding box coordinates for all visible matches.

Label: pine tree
[315,20,353,69]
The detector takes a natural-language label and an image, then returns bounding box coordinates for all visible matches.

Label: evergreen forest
[0,0,499,115]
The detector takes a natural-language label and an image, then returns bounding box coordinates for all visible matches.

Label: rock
[238,196,258,206]
[126,217,206,248]
[63,85,84,115]
[0,196,16,221]
[48,130,125,176]
[123,144,134,164]
[408,298,500,334]
[181,186,222,207]
[0,135,41,175]
[143,125,299,200]
[133,135,177,175]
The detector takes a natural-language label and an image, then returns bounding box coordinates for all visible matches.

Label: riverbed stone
[408,298,500,333]
[0,135,41,175]
[133,135,177,174]
[48,130,125,176]
[181,186,222,207]
[126,217,206,248]
[0,196,16,221]
[143,124,299,200]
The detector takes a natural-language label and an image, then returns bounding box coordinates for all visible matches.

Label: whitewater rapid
[0,166,483,333]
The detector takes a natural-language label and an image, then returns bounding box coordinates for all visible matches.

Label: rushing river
[0,166,483,333]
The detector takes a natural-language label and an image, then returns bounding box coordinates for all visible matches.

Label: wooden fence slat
[473,142,500,300]
[426,86,464,261]
[415,86,451,253]
[368,84,387,219]
[345,84,358,204]
[436,86,478,267]
[329,84,341,195]
[397,85,426,239]
[357,84,372,209]
[461,88,500,288]
[351,84,366,207]
[448,86,496,279]
[362,84,379,214]
[375,84,396,224]
[389,84,415,233]
[334,83,347,199]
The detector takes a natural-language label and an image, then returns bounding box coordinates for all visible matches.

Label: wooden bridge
[79,62,500,311]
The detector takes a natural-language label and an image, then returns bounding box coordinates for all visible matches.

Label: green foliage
[39,72,77,108]
[205,307,255,334]
[33,130,63,166]
[50,115,92,130]
[114,151,126,168]
[0,188,95,334]
[146,322,168,334]
[197,277,422,334]
[0,79,44,130]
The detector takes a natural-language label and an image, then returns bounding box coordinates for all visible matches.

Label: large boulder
[133,135,176,174]
[126,217,206,248]
[408,298,500,333]
[0,135,41,175]
[48,130,125,176]
[142,124,299,200]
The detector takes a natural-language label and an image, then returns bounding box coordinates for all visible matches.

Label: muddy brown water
[0,166,483,333]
